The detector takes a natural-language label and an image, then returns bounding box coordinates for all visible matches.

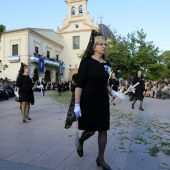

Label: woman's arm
[107,85,112,95]
[75,87,82,104]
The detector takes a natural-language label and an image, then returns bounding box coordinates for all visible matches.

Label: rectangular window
[12,44,18,56]
[47,51,50,58]
[35,46,39,55]
[56,54,59,61]
[73,36,80,49]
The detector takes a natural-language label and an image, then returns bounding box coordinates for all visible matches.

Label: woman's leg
[97,130,108,166]
[78,131,95,151]
[132,99,137,109]
[22,102,27,121]
[25,102,31,119]
[140,100,143,107]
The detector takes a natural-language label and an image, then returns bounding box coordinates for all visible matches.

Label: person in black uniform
[41,79,47,96]
[109,72,119,103]
[132,69,145,111]
[57,79,62,96]
[74,31,115,170]
[16,63,34,122]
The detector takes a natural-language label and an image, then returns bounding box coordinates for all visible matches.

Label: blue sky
[1,0,170,52]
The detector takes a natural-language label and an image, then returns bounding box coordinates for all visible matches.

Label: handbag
[75,119,79,148]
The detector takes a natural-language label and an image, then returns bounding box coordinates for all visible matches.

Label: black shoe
[26,117,31,120]
[23,120,26,123]
[139,107,144,111]
[96,158,112,170]
[132,103,134,109]
[77,139,83,157]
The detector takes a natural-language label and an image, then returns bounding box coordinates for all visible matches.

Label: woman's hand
[74,104,82,117]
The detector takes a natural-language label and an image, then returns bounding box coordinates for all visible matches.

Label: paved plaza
[0,91,170,170]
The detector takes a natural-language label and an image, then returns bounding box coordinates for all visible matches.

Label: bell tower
[57,0,98,81]
[58,0,98,33]
[65,0,87,18]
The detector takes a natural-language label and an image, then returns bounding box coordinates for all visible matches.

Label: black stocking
[78,131,95,151]
[140,101,143,108]
[98,131,107,166]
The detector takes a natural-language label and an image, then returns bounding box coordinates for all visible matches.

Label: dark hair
[135,69,143,78]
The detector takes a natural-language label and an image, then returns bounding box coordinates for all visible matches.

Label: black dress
[109,78,119,91]
[76,57,111,131]
[132,76,145,101]
[17,75,34,105]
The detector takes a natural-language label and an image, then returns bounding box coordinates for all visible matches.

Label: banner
[39,58,44,73]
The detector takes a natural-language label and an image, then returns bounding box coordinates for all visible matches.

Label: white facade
[0,28,64,82]
[0,0,99,81]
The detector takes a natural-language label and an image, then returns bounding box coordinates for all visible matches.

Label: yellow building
[0,0,112,82]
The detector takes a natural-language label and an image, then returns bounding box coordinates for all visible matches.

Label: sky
[0,0,170,52]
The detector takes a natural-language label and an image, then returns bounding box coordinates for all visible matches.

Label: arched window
[79,5,83,15]
[71,6,75,16]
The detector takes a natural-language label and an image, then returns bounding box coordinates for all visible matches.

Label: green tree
[106,29,162,80]
[0,60,8,73]
[159,51,170,77]
[0,24,8,73]
[0,24,6,39]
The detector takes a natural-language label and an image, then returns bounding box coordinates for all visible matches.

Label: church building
[0,0,112,82]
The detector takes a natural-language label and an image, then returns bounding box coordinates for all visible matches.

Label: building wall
[62,30,91,80]
[0,30,29,81]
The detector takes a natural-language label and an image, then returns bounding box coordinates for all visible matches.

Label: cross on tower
[99,16,104,24]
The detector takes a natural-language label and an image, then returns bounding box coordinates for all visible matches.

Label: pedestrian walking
[132,69,145,111]
[74,30,117,170]
[16,63,34,122]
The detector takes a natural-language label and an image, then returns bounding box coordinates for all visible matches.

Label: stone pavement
[0,91,170,170]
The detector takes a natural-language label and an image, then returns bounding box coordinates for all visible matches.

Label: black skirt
[78,87,110,131]
[134,90,144,101]
[19,92,34,105]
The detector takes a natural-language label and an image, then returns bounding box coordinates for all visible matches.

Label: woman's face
[137,70,142,77]
[24,66,29,74]
[93,40,106,55]
[112,73,116,78]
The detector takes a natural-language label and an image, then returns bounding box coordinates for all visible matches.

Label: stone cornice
[65,0,87,4]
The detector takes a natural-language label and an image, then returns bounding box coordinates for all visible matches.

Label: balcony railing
[30,55,65,68]
[8,55,20,62]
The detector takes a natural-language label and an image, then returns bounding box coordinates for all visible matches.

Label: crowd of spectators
[144,78,170,99]
[1,76,169,102]
[0,78,15,101]
[118,78,170,100]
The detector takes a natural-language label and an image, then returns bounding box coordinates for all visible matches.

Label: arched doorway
[56,71,59,83]
[33,68,39,81]
[45,70,51,82]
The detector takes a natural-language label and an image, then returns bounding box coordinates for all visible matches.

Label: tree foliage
[0,24,8,73]
[0,24,6,39]
[105,29,168,80]
[0,60,8,73]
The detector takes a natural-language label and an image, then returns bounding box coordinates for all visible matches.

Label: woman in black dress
[74,31,113,170]
[132,69,145,111]
[57,79,62,96]
[41,78,47,96]
[109,72,119,103]
[16,63,34,122]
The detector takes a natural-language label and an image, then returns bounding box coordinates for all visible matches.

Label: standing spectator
[57,79,62,96]
[41,79,47,96]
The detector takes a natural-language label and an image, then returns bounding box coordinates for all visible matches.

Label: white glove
[112,90,125,101]
[111,90,118,97]
[14,91,19,98]
[127,85,136,92]
[74,104,82,117]
[117,91,125,100]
